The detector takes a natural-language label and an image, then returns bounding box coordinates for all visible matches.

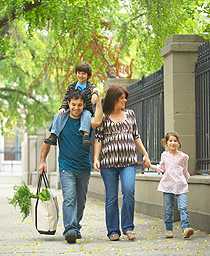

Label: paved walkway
[0,185,210,256]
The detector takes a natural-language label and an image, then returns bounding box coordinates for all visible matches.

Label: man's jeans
[59,170,90,236]
[163,192,190,231]
[101,166,136,237]
[50,109,92,136]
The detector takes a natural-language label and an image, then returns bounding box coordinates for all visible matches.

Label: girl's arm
[93,140,102,172]
[183,155,190,180]
[150,164,165,174]
[149,153,165,174]
[135,138,151,168]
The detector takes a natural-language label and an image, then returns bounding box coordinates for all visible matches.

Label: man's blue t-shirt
[58,116,91,174]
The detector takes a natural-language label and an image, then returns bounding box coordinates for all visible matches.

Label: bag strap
[35,172,51,231]
[36,172,50,196]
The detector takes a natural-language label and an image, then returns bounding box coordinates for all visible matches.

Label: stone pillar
[161,35,204,174]
[21,132,29,184]
[104,78,138,90]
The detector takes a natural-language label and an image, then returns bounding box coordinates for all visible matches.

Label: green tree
[0,0,209,132]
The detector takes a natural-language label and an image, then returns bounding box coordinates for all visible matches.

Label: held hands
[59,108,66,114]
[93,159,100,172]
[39,161,47,174]
[149,164,164,174]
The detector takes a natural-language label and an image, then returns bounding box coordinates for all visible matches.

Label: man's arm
[91,96,103,129]
[39,143,51,173]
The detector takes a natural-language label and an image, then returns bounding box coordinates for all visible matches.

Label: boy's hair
[66,89,85,102]
[161,131,182,149]
[75,63,92,79]
[103,85,128,115]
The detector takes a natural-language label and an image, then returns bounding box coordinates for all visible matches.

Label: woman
[94,85,150,241]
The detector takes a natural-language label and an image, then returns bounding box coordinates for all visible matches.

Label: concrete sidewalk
[0,185,210,256]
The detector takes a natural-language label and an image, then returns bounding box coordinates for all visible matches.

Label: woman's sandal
[125,230,136,240]
[109,233,120,241]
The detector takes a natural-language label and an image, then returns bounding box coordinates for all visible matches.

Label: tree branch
[0,87,52,114]
[0,0,42,30]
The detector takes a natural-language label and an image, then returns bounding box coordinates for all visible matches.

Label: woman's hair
[103,85,128,115]
[161,132,182,149]
[75,63,92,79]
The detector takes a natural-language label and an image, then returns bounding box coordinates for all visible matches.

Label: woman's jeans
[59,170,90,236]
[101,166,136,237]
[50,109,92,136]
[163,192,190,231]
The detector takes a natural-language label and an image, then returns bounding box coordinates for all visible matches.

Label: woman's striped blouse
[95,109,140,168]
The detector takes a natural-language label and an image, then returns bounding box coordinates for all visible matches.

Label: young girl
[150,132,194,239]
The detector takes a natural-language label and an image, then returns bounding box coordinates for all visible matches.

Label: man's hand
[39,161,47,174]
[93,159,100,172]
[59,108,66,114]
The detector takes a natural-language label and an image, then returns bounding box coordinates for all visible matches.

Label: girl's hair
[75,63,92,79]
[161,132,182,149]
[103,85,128,115]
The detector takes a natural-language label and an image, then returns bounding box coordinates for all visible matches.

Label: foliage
[0,0,209,131]
[9,183,51,221]
[114,0,210,76]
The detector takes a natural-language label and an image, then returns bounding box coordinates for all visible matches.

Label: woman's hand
[143,155,151,168]
[93,159,100,172]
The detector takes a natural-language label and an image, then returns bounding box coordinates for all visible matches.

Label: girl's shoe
[125,230,136,240]
[183,227,194,238]
[109,233,120,241]
[165,230,173,238]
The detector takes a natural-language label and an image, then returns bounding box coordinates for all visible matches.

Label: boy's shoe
[165,230,174,238]
[183,227,194,239]
[125,230,136,241]
[77,232,82,239]
[65,232,77,244]
[44,133,57,146]
[109,233,120,241]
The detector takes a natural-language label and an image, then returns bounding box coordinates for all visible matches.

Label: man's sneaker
[65,232,77,244]
[44,133,57,146]
[183,227,194,239]
[165,230,174,238]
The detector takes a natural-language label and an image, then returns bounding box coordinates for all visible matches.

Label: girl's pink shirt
[156,151,190,195]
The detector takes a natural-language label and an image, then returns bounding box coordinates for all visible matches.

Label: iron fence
[195,42,210,174]
[127,67,164,168]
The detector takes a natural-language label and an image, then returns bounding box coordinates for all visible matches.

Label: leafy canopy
[0,0,209,132]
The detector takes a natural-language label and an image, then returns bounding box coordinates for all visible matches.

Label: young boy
[44,63,99,146]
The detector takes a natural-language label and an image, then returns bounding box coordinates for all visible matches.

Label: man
[39,89,102,244]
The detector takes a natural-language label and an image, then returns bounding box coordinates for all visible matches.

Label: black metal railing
[195,42,210,174]
[127,67,164,167]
